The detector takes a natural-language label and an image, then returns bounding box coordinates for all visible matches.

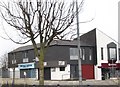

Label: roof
[10,39,93,53]
[10,28,97,53]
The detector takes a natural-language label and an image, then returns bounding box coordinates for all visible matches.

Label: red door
[82,64,94,79]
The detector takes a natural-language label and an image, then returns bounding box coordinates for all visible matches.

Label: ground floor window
[60,67,65,71]
[20,69,36,78]
[101,68,120,80]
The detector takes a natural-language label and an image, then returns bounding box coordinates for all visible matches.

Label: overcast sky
[0,0,119,57]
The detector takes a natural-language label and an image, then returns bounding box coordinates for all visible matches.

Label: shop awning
[98,63,120,69]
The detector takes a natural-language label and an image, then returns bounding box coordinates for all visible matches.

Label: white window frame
[23,58,28,63]
[58,61,65,65]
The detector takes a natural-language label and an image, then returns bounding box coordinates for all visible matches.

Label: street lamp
[76,0,82,85]
[111,58,114,78]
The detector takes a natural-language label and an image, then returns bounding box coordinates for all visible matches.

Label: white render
[51,64,70,80]
[95,29,118,80]
[9,67,20,78]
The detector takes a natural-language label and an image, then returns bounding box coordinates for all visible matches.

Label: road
[0,78,119,85]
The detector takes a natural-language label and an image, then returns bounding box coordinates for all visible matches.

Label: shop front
[18,62,36,78]
[98,63,120,80]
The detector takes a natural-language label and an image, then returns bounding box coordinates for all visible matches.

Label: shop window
[60,67,65,71]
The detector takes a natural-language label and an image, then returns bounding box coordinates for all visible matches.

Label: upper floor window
[44,62,47,66]
[109,48,116,59]
[58,61,65,65]
[70,48,78,60]
[70,48,78,56]
[107,42,117,61]
[12,59,16,64]
[23,58,28,63]
[89,48,92,60]
[24,51,28,58]
[119,49,120,60]
[82,48,85,60]
[23,51,28,62]
[101,47,103,60]
[12,53,16,64]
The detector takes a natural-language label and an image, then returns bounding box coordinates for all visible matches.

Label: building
[8,28,119,80]
[118,1,120,48]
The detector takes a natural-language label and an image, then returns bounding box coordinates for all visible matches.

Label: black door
[44,67,51,80]
[70,64,79,79]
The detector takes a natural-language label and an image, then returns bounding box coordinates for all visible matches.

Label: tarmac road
[0,78,119,86]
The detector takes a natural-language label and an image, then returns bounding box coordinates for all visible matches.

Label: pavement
[0,78,119,85]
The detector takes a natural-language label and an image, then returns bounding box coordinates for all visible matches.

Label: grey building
[8,28,119,80]
[8,29,97,80]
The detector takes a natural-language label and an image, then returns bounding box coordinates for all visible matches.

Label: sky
[0,0,119,57]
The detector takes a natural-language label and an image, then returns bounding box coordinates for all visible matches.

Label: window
[60,67,65,71]
[89,48,92,60]
[70,48,78,56]
[70,48,78,60]
[109,48,116,59]
[101,47,103,60]
[119,49,120,60]
[82,48,85,60]
[107,42,117,60]
[58,61,65,65]
[12,53,16,64]
[44,62,47,66]
[24,51,28,58]
[12,59,16,64]
[51,67,56,72]
[23,51,28,62]
[23,58,28,62]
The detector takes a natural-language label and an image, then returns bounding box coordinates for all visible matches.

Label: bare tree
[0,0,84,85]
[0,53,8,69]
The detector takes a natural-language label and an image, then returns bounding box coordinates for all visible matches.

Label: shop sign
[18,63,35,69]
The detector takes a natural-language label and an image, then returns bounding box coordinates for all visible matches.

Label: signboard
[18,63,35,69]
[98,63,120,69]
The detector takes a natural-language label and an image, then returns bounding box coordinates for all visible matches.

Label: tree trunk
[13,67,15,85]
[39,44,45,85]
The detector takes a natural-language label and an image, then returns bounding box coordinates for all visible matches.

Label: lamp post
[76,0,82,85]
[111,58,114,78]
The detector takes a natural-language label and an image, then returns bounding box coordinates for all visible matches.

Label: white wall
[95,29,118,80]
[9,67,20,78]
[118,1,120,48]
[51,64,70,80]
